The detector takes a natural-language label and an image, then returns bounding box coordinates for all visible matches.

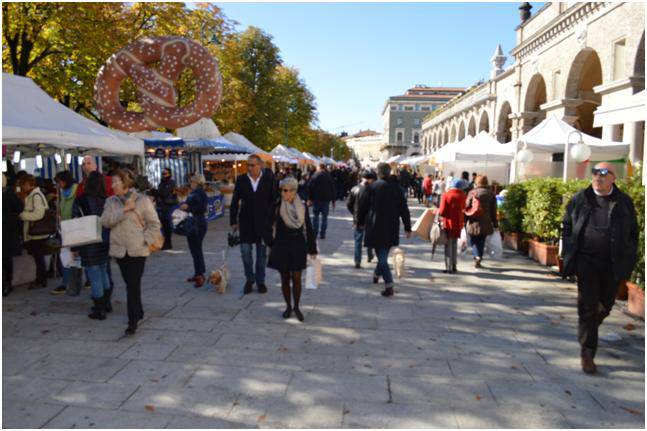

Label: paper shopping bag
[411,208,435,241]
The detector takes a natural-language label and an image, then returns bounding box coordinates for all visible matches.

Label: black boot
[88,297,106,320]
[104,288,113,313]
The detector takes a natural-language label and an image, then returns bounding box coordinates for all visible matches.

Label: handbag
[28,194,57,236]
[133,208,165,253]
[305,256,322,290]
[430,214,448,246]
[174,215,197,237]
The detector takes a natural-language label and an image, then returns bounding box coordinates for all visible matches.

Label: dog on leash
[208,265,230,294]
[392,247,405,278]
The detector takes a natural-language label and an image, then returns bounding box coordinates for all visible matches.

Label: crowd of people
[2,154,639,375]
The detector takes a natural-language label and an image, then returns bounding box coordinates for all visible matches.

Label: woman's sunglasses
[591,168,614,177]
[281,188,294,193]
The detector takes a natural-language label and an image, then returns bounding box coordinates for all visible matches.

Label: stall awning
[184,137,250,154]
[2,73,144,156]
[223,132,272,163]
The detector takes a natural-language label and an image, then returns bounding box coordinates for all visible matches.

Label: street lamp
[564,130,590,181]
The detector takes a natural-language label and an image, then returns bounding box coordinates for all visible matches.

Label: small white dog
[208,250,230,294]
[392,247,406,278]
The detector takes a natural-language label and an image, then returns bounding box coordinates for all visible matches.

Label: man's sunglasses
[591,168,614,177]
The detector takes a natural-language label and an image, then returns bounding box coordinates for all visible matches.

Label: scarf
[279,197,305,230]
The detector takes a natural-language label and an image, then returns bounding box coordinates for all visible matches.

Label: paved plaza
[2,201,645,428]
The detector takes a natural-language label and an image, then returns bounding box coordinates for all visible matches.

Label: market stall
[512,114,628,182]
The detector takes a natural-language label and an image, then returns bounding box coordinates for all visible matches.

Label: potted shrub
[500,182,529,253]
[617,169,645,318]
[522,178,564,266]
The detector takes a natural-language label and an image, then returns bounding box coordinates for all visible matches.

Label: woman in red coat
[438,178,466,273]
[422,174,433,207]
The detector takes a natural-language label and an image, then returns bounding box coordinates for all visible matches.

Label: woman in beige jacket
[18,175,50,289]
[101,169,161,335]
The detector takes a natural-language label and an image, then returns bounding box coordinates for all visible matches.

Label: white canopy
[453,132,516,163]
[2,73,144,156]
[516,114,628,160]
[303,152,322,164]
[400,154,432,166]
[270,144,300,164]
[385,154,406,164]
[223,132,271,156]
[321,156,337,165]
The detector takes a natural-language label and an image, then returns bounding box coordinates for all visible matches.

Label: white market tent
[2,73,144,156]
[515,114,628,159]
[454,132,516,163]
[223,132,273,163]
[321,156,337,165]
[303,151,322,164]
[270,145,299,164]
[385,154,407,164]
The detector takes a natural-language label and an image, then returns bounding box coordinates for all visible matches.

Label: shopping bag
[305,256,322,290]
[411,208,435,241]
[60,247,82,269]
[429,220,448,246]
[174,215,197,236]
[485,229,504,259]
[61,216,102,247]
[172,208,189,228]
[12,254,36,286]
[458,228,469,253]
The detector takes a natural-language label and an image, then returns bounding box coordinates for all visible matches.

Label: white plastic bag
[485,229,503,260]
[60,247,82,269]
[458,228,469,253]
[172,209,190,228]
[61,215,102,247]
[305,256,322,290]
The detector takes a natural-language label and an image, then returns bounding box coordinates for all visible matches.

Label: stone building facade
[382,86,465,158]
[421,2,645,165]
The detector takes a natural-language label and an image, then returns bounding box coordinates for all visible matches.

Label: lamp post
[564,130,590,182]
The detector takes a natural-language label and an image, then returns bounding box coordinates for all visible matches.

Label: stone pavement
[3,200,645,428]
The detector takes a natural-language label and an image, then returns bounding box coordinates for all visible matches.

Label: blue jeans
[85,263,110,299]
[374,247,393,285]
[187,217,207,276]
[354,229,374,265]
[240,242,267,284]
[470,234,486,259]
[312,201,330,236]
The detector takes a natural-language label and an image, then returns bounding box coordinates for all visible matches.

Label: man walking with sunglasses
[562,162,638,374]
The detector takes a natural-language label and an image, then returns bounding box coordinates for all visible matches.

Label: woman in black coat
[180,174,208,287]
[3,174,24,296]
[267,177,317,322]
[357,163,411,297]
[72,171,111,320]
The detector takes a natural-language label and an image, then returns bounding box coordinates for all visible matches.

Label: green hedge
[500,170,644,289]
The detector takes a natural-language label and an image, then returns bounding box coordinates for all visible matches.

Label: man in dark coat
[155,168,178,250]
[307,164,336,239]
[399,167,411,198]
[357,163,412,297]
[231,155,277,294]
[562,162,638,374]
[347,170,376,268]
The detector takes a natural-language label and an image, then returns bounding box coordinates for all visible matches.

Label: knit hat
[450,178,464,189]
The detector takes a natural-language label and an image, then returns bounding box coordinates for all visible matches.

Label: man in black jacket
[358,163,412,297]
[231,155,277,294]
[347,170,376,268]
[155,168,178,250]
[307,164,336,239]
[562,162,638,374]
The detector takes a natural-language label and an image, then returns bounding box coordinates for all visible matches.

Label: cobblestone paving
[3,201,644,428]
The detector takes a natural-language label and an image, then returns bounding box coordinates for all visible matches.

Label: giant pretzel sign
[94,36,222,132]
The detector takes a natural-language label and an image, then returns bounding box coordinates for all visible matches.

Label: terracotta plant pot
[528,239,558,266]
[627,282,644,320]
[503,232,529,254]
[616,280,629,301]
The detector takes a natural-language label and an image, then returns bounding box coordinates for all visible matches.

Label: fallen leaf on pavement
[623,323,636,331]
[475,394,482,400]
[258,415,267,422]
[564,390,572,396]
[620,406,641,416]
[144,405,155,412]
[277,347,288,352]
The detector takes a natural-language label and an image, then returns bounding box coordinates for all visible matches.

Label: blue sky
[218,2,534,134]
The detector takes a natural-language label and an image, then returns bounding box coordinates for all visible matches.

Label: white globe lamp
[516,141,534,163]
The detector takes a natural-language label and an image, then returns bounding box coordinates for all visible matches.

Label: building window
[391,105,398,110]
[413,118,421,127]
[413,133,419,144]
[431,105,436,110]
[396,131,403,142]
[613,39,626,80]
[420,106,430,111]
[404,106,414,111]
[396,118,403,126]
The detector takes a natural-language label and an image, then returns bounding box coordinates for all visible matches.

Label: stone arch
[457,121,466,141]
[496,101,513,143]
[443,127,449,145]
[450,124,457,143]
[478,110,490,133]
[467,115,477,137]
[565,48,603,137]
[634,31,645,92]
[523,73,547,129]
